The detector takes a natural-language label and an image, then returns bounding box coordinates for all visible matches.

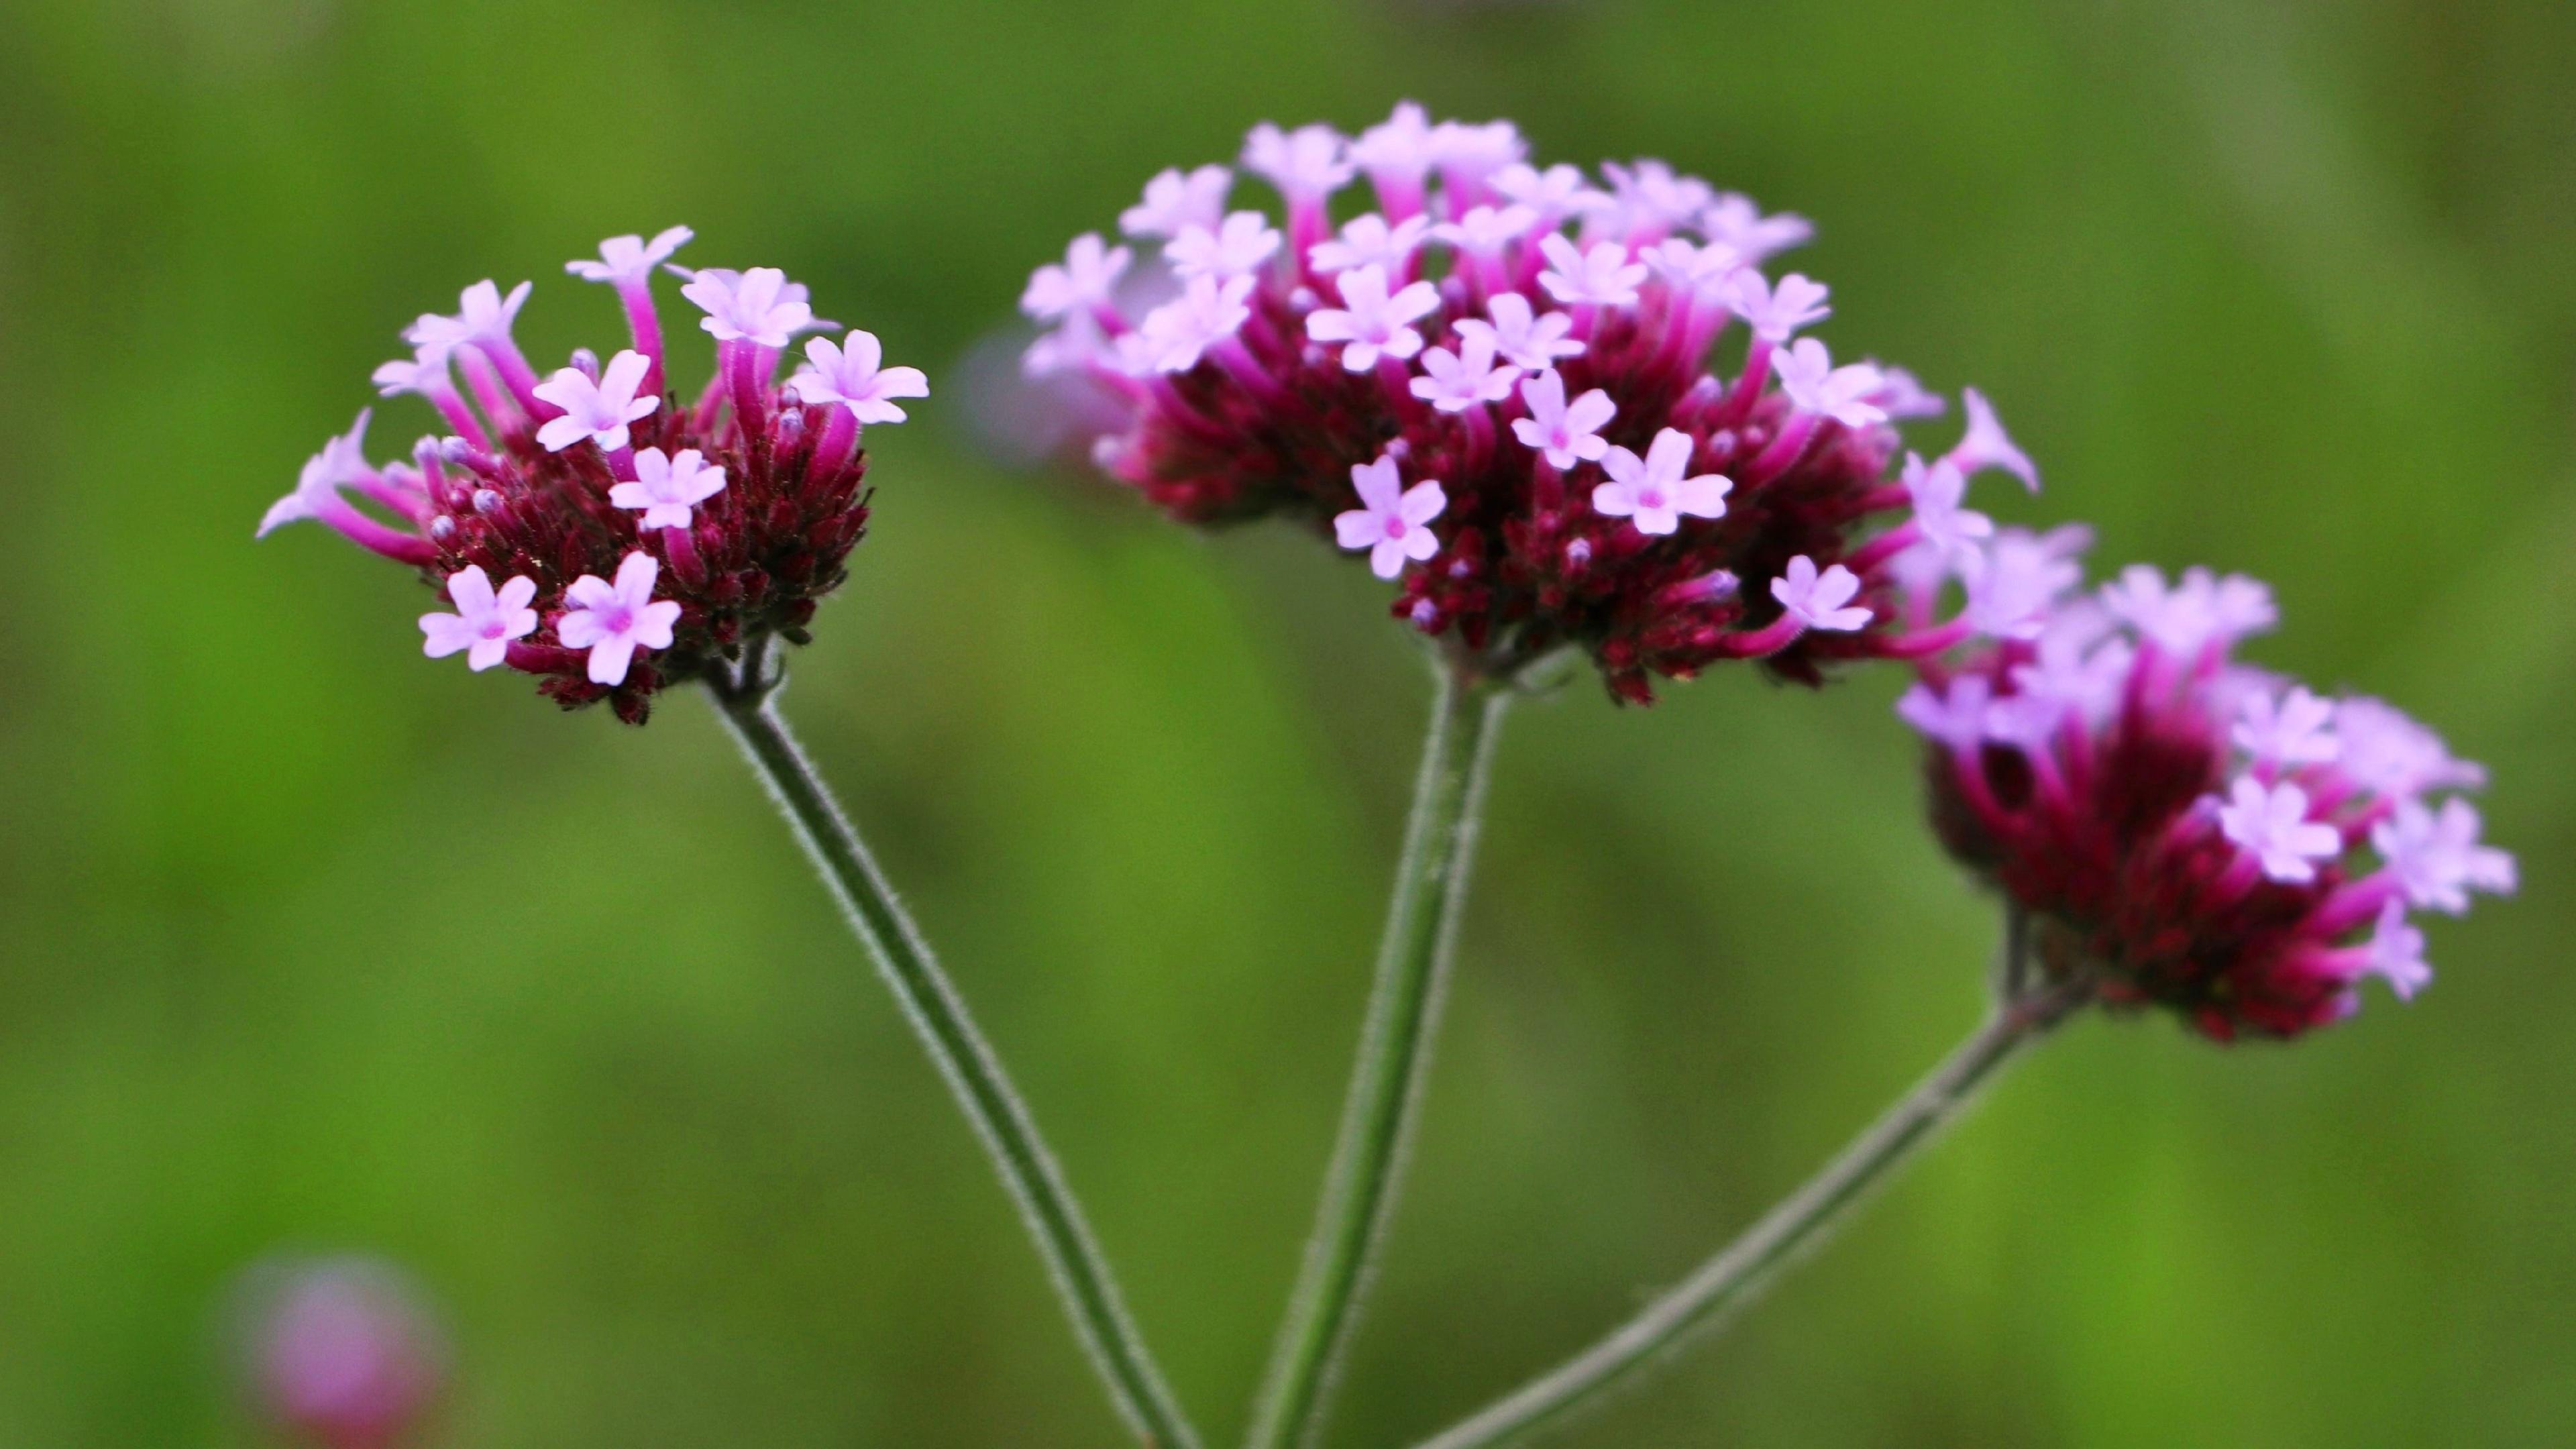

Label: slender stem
[707,661,1200,1449]
[1245,660,1510,1449]
[1411,918,2088,1449]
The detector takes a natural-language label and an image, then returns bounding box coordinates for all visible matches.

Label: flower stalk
[1246,657,1511,1449]
[1409,914,2088,1449]
[707,651,1200,1449]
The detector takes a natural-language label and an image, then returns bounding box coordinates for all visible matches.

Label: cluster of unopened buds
[1024,102,2513,1025]
[1898,549,2514,1036]
[1024,102,2044,700]
[259,227,924,722]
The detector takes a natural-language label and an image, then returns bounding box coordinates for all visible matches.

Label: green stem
[1409,919,2086,1449]
[1245,660,1510,1449]
[708,663,1199,1449]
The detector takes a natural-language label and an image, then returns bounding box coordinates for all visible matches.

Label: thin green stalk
[1410,918,2088,1449]
[1245,659,1510,1449]
[708,659,1199,1449]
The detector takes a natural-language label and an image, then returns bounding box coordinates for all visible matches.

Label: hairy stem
[708,663,1199,1449]
[1411,916,2085,1449]
[1245,661,1511,1449]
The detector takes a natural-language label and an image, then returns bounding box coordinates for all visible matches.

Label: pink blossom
[1452,292,1582,371]
[2363,900,2432,1000]
[1700,193,1813,260]
[1351,101,1438,182]
[1432,204,1539,257]
[2216,777,2343,883]
[1509,368,1615,469]
[1729,272,1831,343]
[1409,332,1520,413]
[1120,165,1232,238]
[419,565,539,671]
[1242,121,1353,201]
[1537,235,1648,308]
[2233,684,2341,766]
[1128,274,1254,374]
[407,279,531,352]
[1947,387,2039,492]
[791,331,930,424]
[1333,455,1446,579]
[1593,428,1730,535]
[567,227,694,286]
[557,552,682,687]
[1021,233,1131,321]
[1770,555,1873,633]
[1772,337,1888,429]
[1167,211,1283,279]
[1904,453,1993,564]
[532,349,659,453]
[1424,119,1526,188]
[1896,674,1995,753]
[680,266,814,348]
[2100,564,2277,657]
[257,411,373,537]
[1311,213,1430,275]
[1599,159,1714,236]
[1646,237,1746,297]
[608,447,729,530]
[2372,798,2517,914]
[1305,264,1440,370]
[1491,162,1610,220]
[2334,697,2487,800]
[1966,526,2090,640]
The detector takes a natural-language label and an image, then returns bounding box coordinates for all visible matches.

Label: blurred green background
[1,0,2570,1444]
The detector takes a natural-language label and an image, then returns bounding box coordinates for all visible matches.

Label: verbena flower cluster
[1898,547,2515,1037]
[1024,103,2045,701]
[258,227,924,722]
[1028,102,2514,1030]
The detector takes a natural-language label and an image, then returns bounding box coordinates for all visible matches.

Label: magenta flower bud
[1900,550,2514,1039]
[1028,104,2027,702]
[258,229,928,724]
[239,1258,444,1449]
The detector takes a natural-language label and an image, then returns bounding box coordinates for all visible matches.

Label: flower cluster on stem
[1025,103,2037,700]
[259,227,924,722]
[1898,548,2514,1037]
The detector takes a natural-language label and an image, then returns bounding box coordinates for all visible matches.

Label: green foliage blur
[1,0,2570,1444]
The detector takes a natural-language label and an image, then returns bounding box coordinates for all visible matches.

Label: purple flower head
[1900,542,2513,1040]
[237,1257,445,1449]
[1033,108,2027,702]
[258,229,922,722]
